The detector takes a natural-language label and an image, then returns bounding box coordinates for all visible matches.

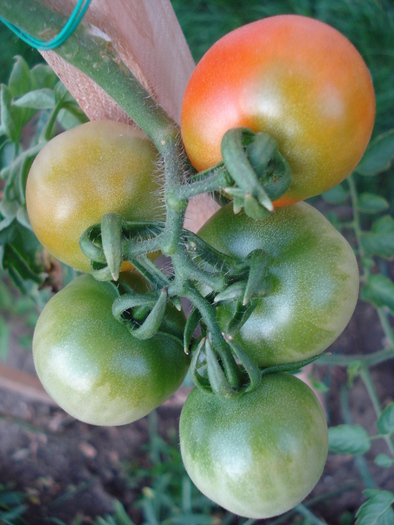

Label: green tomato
[180,373,328,519]
[26,120,165,273]
[198,202,359,367]
[33,274,189,426]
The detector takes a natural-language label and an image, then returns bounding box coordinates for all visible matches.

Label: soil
[1,282,394,525]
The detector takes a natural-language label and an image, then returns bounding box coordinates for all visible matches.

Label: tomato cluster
[25,13,374,522]
[178,14,372,519]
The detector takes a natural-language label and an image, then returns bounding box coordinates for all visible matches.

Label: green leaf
[356,489,394,525]
[328,424,370,455]
[0,316,10,360]
[361,275,394,313]
[54,81,76,103]
[57,105,88,130]
[321,184,349,204]
[377,402,394,435]
[361,258,376,270]
[0,281,13,311]
[1,84,19,142]
[361,232,394,259]
[8,56,33,98]
[347,360,364,387]
[372,215,394,234]
[13,88,56,109]
[0,200,18,219]
[16,207,32,230]
[357,193,389,214]
[374,454,394,468]
[31,63,58,90]
[0,217,16,245]
[356,129,394,176]
[361,215,394,260]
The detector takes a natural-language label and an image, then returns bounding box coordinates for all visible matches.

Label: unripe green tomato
[33,274,189,426]
[180,373,328,518]
[181,15,375,205]
[26,120,165,273]
[198,202,359,367]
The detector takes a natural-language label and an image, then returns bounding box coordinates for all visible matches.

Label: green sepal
[205,337,236,398]
[184,307,202,355]
[190,338,212,394]
[214,281,246,303]
[101,212,123,281]
[112,287,168,340]
[79,224,106,264]
[244,193,271,220]
[131,254,182,311]
[225,299,257,337]
[221,127,274,213]
[112,292,157,319]
[89,262,113,282]
[243,249,270,304]
[260,354,322,377]
[247,132,291,202]
[224,336,261,393]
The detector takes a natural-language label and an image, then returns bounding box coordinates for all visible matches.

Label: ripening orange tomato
[181,15,375,206]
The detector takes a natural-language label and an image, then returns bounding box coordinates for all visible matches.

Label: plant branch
[318,347,394,367]
[0,0,178,151]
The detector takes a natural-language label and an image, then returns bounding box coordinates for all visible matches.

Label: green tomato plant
[0,1,394,524]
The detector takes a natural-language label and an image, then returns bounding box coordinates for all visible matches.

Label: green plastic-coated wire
[0,0,92,50]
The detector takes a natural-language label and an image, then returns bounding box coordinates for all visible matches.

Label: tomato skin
[33,274,189,426]
[181,15,375,205]
[198,202,359,367]
[26,120,165,273]
[180,373,328,518]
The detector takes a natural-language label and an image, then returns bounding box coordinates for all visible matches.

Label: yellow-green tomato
[33,274,189,426]
[180,373,328,519]
[26,120,165,273]
[198,202,359,367]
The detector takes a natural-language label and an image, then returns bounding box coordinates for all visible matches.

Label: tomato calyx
[112,286,169,340]
[79,214,164,280]
[189,330,325,398]
[221,128,291,218]
[189,333,261,397]
[214,249,271,306]
[174,128,291,220]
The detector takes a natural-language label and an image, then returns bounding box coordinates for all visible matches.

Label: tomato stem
[0,0,178,149]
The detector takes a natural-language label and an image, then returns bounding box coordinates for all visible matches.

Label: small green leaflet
[356,129,394,176]
[328,424,370,455]
[356,489,394,525]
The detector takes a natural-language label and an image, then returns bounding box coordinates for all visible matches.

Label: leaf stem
[318,347,394,367]
[294,504,328,525]
[359,366,394,456]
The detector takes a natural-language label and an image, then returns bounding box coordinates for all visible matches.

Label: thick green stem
[0,0,178,150]
[181,282,240,389]
[176,166,232,200]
